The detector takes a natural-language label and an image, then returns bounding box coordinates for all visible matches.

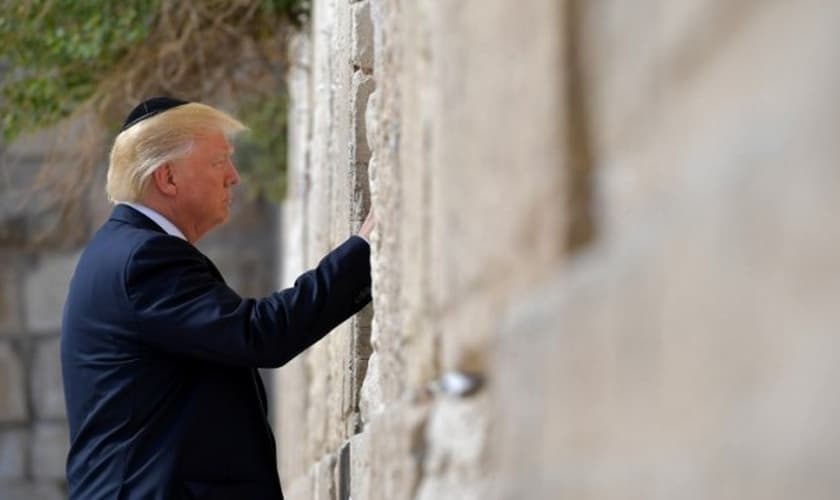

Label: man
[61,97,374,499]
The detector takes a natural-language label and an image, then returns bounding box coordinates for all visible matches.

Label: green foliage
[264,0,312,23]
[0,0,311,202]
[0,1,159,139]
[0,0,309,140]
[235,95,290,202]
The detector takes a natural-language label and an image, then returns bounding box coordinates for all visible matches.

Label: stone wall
[274,0,840,499]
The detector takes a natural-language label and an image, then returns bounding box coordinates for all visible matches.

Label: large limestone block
[351,1,374,72]
[430,0,566,308]
[350,71,375,167]
[314,452,337,500]
[24,252,80,334]
[360,0,406,422]
[347,407,429,500]
[488,3,840,495]
[324,322,354,452]
[31,423,69,480]
[0,429,26,479]
[415,396,492,500]
[348,430,372,499]
[284,466,314,500]
[304,343,332,461]
[354,403,429,500]
[0,482,64,500]
[275,355,310,484]
[307,0,339,260]
[0,343,27,422]
[326,0,353,246]
[0,257,22,336]
[31,337,65,419]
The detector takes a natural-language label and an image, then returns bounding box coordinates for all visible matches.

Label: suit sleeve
[124,235,372,368]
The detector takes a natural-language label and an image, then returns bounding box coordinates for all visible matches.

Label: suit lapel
[112,204,227,283]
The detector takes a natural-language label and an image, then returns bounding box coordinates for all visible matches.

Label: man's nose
[227,163,240,187]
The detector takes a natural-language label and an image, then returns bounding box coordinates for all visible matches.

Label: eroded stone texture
[0,429,26,480]
[23,252,80,334]
[275,1,840,499]
[485,1,840,499]
[415,396,491,500]
[315,453,337,500]
[351,1,374,72]
[30,423,68,480]
[0,482,64,500]
[356,404,429,500]
[0,255,23,336]
[0,343,27,423]
[31,337,65,419]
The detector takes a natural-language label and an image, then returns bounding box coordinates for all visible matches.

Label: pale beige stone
[0,259,22,336]
[313,453,337,500]
[285,469,314,500]
[31,423,68,480]
[24,252,80,334]
[0,482,64,500]
[0,343,27,423]
[31,338,65,419]
[348,430,372,499]
[350,1,374,71]
[350,71,375,166]
[276,1,840,499]
[0,429,26,479]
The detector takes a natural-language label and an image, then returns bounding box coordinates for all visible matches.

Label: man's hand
[358,208,376,243]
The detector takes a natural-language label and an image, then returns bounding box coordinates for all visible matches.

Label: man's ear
[151,164,177,197]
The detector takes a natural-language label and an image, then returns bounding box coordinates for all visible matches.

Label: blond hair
[106,102,247,203]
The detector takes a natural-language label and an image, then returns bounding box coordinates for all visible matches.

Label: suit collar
[110,204,167,234]
[109,204,225,283]
[119,202,187,240]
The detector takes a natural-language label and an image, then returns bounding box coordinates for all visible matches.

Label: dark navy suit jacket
[61,205,371,499]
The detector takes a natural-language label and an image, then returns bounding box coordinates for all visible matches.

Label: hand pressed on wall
[358,208,376,243]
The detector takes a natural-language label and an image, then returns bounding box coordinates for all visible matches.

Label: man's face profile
[170,131,240,238]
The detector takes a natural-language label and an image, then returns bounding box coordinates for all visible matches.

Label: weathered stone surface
[351,1,374,71]
[348,429,371,500]
[0,343,27,423]
[350,71,375,166]
[274,34,313,484]
[487,3,840,497]
[0,482,64,500]
[31,423,69,480]
[313,453,337,500]
[276,354,310,484]
[31,337,65,419]
[24,252,80,334]
[0,150,90,249]
[415,396,491,500]
[368,404,429,500]
[0,429,26,479]
[285,471,313,500]
[276,0,840,499]
[0,257,23,336]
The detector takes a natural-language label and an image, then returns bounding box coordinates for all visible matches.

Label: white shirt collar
[119,202,187,241]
